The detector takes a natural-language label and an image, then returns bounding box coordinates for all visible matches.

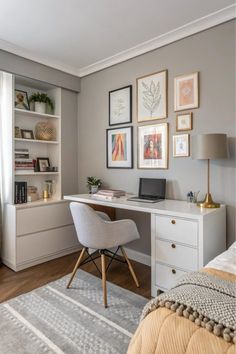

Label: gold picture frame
[176,112,193,132]
[138,123,169,169]
[136,70,168,122]
[173,134,190,157]
[174,72,199,111]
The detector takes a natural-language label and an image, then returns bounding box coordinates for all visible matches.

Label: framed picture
[37,157,50,172]
[176,112,193,131]
[21,129,34,140]
[15,90,30,110]
[174,72,199,111]
[109,85,132,126]
[15,126,22,138]
[138,123,168,169]
[137,70,167,122]
[106,126,133,169]
[173,134,190,157]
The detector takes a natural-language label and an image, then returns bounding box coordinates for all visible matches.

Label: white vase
[35,102,46,114]
[91,185,98,194]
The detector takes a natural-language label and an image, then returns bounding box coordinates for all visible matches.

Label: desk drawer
[155,215,198,246]
[155,263,188,290]
[156,239,198,271]
[16,202,73,236]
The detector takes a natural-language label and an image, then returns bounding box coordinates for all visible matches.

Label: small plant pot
[35,102,46,114]
[90,185,98,194]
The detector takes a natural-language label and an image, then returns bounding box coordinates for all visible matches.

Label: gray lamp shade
[192,134,228,160]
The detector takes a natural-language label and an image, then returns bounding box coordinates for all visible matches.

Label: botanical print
[109,86,132,125]
[138,123,168,169]
[174,72,199,111]
[107,126,133,168]
[137,70,167,122]
[173,134,189,157]
[143,134,162,159]
[112,133,127,161]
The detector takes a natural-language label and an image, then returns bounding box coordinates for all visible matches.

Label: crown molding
[0,39,79,77]
[78,4,236,77]
[0,5,235,78]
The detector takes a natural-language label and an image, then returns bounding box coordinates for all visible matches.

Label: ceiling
[0,0,235,77]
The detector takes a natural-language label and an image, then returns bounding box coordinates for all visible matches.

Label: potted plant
[87,176,102,194]
[29,92,54,114]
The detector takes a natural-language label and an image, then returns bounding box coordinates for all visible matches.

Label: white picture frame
[174,72,199,111]
[106,126,133,168]
[137,70,167,122]
[173,134,190,157]
[138,123,168,169]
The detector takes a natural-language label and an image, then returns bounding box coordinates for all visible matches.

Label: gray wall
[78,20,236,253]
[0,49,80,92]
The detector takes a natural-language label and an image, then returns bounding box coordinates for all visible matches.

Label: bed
[128,242,236,354]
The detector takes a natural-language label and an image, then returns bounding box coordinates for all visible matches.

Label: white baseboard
[123,247,151,267]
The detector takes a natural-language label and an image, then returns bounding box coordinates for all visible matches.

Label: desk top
[64,194,225,219]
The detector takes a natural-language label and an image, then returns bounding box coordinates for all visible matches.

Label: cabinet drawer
[156,239,198,271]
[155,263,188,290]
[16,202,73,236]
[155,215,198,246]
[16,225,78,264]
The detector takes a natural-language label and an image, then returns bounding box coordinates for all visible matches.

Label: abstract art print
[109,85,132,126]
[106,126,133,168]
[173,134,190,157]
[137,70,167,122]
[176,112,193,131]
[174,72,199,111]
[138,123,168,169]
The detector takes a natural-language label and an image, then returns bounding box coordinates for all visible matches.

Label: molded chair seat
[66,202,140,307]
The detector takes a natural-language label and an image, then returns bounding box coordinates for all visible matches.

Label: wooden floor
[0,251,151,303]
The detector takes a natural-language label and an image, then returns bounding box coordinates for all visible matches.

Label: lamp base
[197,193,220,208]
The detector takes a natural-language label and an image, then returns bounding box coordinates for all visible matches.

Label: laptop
[128,178,166,203]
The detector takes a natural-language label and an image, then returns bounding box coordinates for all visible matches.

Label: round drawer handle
[172,269,176,274]
[171,219,176,224]
[171,243,176,249]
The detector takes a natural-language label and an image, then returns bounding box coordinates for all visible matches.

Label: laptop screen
[139,178,166,199]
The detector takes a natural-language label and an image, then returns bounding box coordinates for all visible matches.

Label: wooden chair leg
[121,247,140,288]
[67,247,86,289]
[101,253,108,308]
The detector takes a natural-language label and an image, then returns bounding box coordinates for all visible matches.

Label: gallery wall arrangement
[106,69,199,170]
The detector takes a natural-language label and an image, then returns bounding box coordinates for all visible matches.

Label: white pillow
[205,241,236,275]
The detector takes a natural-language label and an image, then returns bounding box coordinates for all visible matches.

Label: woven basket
[35,121,56,141]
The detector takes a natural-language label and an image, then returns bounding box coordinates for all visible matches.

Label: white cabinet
[151,207,226,297]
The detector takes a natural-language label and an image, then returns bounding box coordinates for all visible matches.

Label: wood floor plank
[0,251,151,303]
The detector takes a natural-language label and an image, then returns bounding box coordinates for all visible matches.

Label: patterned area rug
[0,270,147,354]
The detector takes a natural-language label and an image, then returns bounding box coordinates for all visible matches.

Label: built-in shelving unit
[1,72,79,271]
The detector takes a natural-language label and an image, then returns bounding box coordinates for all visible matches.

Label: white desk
[64,194,226,296]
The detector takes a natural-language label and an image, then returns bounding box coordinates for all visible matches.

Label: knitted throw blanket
[141,272,236,344]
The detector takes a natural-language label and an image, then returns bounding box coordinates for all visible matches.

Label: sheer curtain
[0,71,13,261]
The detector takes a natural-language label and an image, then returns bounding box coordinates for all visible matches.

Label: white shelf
[14,138,59,144]
[15,171,59,176]
[14,198,65,209]
[14,108,60,119]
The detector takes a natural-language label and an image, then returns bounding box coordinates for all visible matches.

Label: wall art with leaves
[137,70,167,122]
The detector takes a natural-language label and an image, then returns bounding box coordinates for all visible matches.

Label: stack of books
[14,182,27,204]
[93,189,126,200]
[15,148,35,172]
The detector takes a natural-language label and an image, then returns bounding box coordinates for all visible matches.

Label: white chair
[67,202,140,307]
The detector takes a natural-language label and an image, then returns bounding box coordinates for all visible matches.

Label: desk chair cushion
[70,202,140,249]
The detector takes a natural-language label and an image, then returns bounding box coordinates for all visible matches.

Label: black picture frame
[15,89,30,111]
[37,157,50,172]
[106,126,133,169]
[109,85,132,126]
[21,129,34,140]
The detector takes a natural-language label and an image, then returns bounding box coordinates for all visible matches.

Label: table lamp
[192,134,228,208]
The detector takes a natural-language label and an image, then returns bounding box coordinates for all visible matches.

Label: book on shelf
[14,181,27,204]
[15,158,36,170]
